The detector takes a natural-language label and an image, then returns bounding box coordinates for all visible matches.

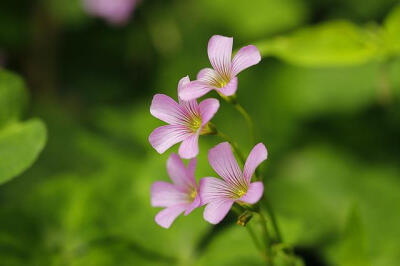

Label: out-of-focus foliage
[0,0,400,265]
[384,5,400,54]
[257,4,400,67]
[0,70,46,185]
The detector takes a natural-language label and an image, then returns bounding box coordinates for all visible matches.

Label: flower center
[218,79,228,88]
[235,188,247,198]
[188,116,202,132]
[189,190,197,201]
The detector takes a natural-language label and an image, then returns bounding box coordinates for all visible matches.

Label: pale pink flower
[200,142,267,224]
[149,76,220,159]
[179,35,261,101]
[151,153,201,228]
[83,0,137,25]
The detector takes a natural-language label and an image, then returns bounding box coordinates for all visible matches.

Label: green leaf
[256,20,381,67]
[384,5,400,54]
[195,0,307,39]
[0,119,47,185]
[0,70,28,128]
[336,206,369,266]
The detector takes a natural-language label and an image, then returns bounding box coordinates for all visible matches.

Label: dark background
[0,0,400,265]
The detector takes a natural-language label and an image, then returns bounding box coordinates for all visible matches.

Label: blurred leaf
[268,144,400,266]
[196,226,265,266]
[42,0,88,26]
[327,206,370,266]
[257,21,382,67]
[384,5,400,54]
[0,70,47,185]
[0,119,47,185]
[193,0,307,39]
[0,70,28,128]
[272,246,305,266]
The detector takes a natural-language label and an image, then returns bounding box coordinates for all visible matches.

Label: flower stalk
[149,34,289,265]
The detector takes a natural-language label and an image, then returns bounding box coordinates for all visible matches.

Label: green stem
[232,204,262,253]
[216,131,245,165]
[233,102,256,144]
[258,210,273,266]
[246,223,262,252]
[262,199,282,243]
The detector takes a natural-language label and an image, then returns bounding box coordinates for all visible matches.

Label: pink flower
[151,153,201,228]
[83,0,137,25]
[149,76,220,159]
[200,142,267,224]
[179,35,261,101]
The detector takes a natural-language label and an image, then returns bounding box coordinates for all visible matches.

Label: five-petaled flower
[149,76,220,159]
[200,142,267,224]
[179,35,261,101]
[151,153,201,228]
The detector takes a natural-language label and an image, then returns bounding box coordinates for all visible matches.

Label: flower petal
[151,181,189,207]
[177,76,192,103]
[208,35,233,77]
[149,125,190,154]
[199,98,220,126]
[178,133,199,159]
[150,94,185,124]
[231,45,261,77]
[155,205,187,229]
[216,76,237,96]
[178,81,213,101]
[197,68,215,80]
[208,142,243,185]
[187,157,197,186]
[199,177,233,204]
[243,143,268,182]
[184,193,201,216]
[203,198,234,224]
[238,181,264,204]
[167,153,195,191]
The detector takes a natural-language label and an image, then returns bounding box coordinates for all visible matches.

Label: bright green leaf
[256,21,381,67]
[0,70,28,128]
[384,5,400,54]
[0,119,47,185]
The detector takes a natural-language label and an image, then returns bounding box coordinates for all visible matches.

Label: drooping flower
[179,35,261,101]
[149,76,220,159]
[151,153,201,228]
[200,142,267,224]
[83,0,138,26]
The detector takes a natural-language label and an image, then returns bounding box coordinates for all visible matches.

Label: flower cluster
[149,35,266,228]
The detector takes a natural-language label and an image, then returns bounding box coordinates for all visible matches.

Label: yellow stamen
[189,190,197,200]
[188,116,202,132]
[236,188,247,198]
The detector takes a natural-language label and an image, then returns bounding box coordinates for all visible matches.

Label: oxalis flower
[200,142,267,224]
[151,153,201,228]
[149,76,220,159]
[179,35,261,101]
[83,0,138,25]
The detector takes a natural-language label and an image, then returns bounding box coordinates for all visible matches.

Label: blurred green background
[1,0,400,265]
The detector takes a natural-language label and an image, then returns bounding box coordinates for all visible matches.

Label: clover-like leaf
[0,70,47,185]
[256,20,381,67]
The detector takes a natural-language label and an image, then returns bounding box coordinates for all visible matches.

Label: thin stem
[246,223,262,252]
[262,199,282,243]
[258,210,273,266]
[232,204,262,253]
[233,102,256,144]
[216,131,245,165]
